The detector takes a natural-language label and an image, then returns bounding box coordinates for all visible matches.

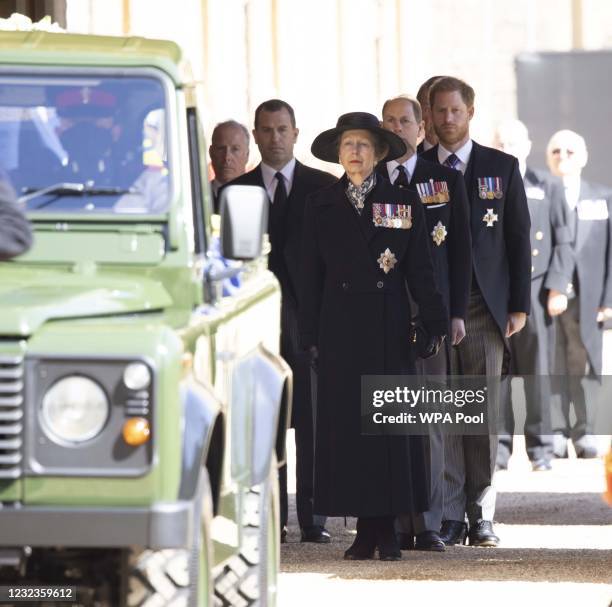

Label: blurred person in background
[416,76,446,155]
[493,119,571,472]
[209,120,249,213]
[378,95,471,552]
[223,99,336,544]
[301,112,447,561]
[0,172,32,260]
[545,129,612,459]
[422,76,531,547]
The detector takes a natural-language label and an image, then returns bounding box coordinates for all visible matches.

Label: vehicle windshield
[0,73,171,215]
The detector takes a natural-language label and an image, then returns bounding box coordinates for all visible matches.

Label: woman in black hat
[299,112,448,560]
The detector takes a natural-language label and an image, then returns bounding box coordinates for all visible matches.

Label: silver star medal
[377,248,397,274]
[431,221,447,246]
[483,208,498,227]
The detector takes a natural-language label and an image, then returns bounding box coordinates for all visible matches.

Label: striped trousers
[444,288,504,524]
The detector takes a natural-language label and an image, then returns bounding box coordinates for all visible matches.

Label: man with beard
[223,99,337,544]
[545,129,612,459]
[422,77,531,547]
[378,95,471,551]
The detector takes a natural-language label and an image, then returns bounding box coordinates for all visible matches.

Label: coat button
[535,231,544,240]
[532,248,539,256]
[342,281,349,291]
[377,281,384,289]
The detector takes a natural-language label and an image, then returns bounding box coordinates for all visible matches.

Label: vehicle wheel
[125,468,213,607]
[214,456,279,607]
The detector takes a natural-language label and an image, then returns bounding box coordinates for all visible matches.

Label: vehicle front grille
[0,355,24,479]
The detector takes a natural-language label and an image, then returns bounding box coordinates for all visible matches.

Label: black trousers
[498,275,554,463]
[278,300,325,530]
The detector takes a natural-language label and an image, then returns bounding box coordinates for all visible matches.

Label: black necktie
[269,172,288,271]
[395,165,409,188]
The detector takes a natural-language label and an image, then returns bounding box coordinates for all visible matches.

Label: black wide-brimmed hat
[311,112,406,163]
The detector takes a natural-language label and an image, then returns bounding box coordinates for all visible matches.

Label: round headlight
[123,362,151,391]
[41,376,109,444]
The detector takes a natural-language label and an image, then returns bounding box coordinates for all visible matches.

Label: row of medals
[479,189,502,200]
[374,214,412,229]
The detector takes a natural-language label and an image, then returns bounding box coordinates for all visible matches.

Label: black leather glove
[308,345,319,372]
[410,321,445,359]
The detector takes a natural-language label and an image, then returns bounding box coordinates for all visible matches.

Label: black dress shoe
[414,530,445,552]
[375,517,401,561]
[439,520,467,546]
[531,458,552,471]
[344,518,376,560]
[301,525,331,543]
[468,520,500,547]
[397,532,414,550]
[280,526,287,544]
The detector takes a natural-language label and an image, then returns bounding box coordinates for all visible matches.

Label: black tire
[214,456,279,607]
[125,468,214,607]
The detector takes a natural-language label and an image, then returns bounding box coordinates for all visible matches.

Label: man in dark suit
[415,76,445,156]
[422,77,531,547]
[223,99,337,543]
[378,95,472,551]
[209,120,250,213]
[493,120,572,472]
[545,129,612,459]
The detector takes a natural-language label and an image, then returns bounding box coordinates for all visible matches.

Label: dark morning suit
[552,179,612,446]
[223,160,337,530]
[498,169,570,464]
[377,157,471,532]
[423,142,531,524]
[299,176,448,516]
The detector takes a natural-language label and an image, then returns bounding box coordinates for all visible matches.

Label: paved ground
[278,435,612,607]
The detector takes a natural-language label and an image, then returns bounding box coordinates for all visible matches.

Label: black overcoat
[422,142,532,335]
[223,161,336,422]
[298,175,448,517]
[376,157,472,323]
[554,179,612,376]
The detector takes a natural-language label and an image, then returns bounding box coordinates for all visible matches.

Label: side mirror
[219,185,268,260]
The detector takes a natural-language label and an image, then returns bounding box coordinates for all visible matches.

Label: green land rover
[0,30,291,606]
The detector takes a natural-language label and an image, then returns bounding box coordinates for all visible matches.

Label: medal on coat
[377,248,397,273]
[478,177,503,200]
[372,203,412,229]
[483,208,498,227]
[416,180,450,204]
[431,221,447,246]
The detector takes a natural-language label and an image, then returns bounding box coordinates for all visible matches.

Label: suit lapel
[575,179,594,253]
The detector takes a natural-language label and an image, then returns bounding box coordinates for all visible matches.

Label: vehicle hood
[0,267,172,337]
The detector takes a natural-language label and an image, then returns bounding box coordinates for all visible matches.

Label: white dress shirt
[260,158,296,201]
[386,154,418,185]
[562,175,581,211]
[437,139,473,175]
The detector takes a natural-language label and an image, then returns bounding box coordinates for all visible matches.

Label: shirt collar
[386,154,417,183]
[261,158,296,198]
[437,139,473,171]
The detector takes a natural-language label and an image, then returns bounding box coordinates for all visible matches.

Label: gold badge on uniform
[372,203,412,229]
[478,177,503,200]
[377,248,397,274]
[483,208,498,227]
[431,221,447,246]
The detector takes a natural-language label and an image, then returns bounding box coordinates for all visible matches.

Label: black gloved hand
[420,334,445,359]
[308,345,319,372]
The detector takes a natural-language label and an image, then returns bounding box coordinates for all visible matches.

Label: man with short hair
[378,95,471,552]
[224,99,336,543]
[416,76,445,155]
[545,129,612,459]
[493,119,570,471]
[422,77,531,547]
[209,120,250,213]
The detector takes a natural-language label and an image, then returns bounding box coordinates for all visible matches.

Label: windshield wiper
[19,182,135,209]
